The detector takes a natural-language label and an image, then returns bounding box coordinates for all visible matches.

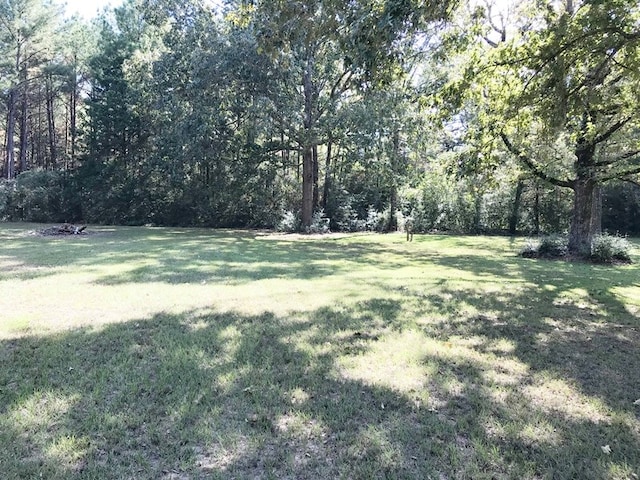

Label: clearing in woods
[1,223,639,479]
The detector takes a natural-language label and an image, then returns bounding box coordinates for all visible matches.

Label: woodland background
[2,0,640,240]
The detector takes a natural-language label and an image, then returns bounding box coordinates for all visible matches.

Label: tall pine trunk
[533,185,540,235]
[312,145,319,211]
[36,86,44,168]
[5,89,17,179]
[46,76,57,169]
[19,86,28,173]
[302,145,314,229]
[70,75,77,163]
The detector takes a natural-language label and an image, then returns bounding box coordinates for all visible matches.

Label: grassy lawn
[1,223,639,479]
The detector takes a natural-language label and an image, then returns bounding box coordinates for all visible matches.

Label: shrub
[0,170,68,222]
[520,238,540,258]
[365,207,387,232]
[522,233,633,264]
[277,209,332,234]
[277,210,300,233]
[590,233,632,264]
[333,200,363,232]
[537,234,568,258]
[520,234,568,259]
[308,209,330,234]
[0,180,15,220]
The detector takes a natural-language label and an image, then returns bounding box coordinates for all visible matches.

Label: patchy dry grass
[1,223,639,479]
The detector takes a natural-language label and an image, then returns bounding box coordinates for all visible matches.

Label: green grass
[1,222,639,479]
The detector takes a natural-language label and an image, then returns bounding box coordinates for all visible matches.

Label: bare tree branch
[500,132,573,188]
[594,149,640,168]
[593,116,632,145]
[601,164,640,182]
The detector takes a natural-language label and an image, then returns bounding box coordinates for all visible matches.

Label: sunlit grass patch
[9,390,80,433]
[337,330,433,394]
[3,315,32,335]
[523,375,611,423]
[46,435,90,472]
[0,223,639,479]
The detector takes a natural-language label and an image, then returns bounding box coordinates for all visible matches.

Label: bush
[520,239,539,258]
[333,199,364,232]
[277,210,300,233]
[365,207,387,232]
[522,233,633,264]
[0,170,70,222]
[521,234,568,259]
[538,234,569,258]
[277,209,331,234]
[308,209,331,234]
[0,180,15,220]
[590,233,632,264]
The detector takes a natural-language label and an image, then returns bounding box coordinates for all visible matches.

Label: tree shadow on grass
[0,226,393,285]
[402,252,640,474]
[2,299,639,479]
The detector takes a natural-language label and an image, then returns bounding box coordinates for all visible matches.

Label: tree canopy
[446,0,640,253]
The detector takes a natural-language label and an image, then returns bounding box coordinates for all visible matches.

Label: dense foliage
[1,0,639,243]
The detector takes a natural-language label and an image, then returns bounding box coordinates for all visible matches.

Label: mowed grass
[1,223,639,480]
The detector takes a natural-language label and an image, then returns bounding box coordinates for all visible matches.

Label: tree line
[1,0,640,254]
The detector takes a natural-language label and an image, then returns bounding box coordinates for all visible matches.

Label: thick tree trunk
[568,118,601,255]
[568,178,597,255]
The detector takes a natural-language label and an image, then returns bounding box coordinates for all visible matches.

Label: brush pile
[39,223,88,236]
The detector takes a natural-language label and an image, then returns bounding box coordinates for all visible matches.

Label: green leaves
[452,0,640,183]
